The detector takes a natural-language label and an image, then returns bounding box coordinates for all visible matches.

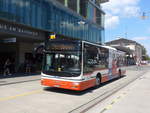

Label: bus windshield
[42,51,81,77]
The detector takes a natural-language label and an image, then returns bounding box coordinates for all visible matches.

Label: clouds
[102,0,141,29]
[102,0,140,16]
[132,36,150,41]
[102,0,150,56]
[123,6,140,17]
[105,14,119,29]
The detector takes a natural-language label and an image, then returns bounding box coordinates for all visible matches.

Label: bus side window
[83,45,109,73]
[83,46,97,73]
[98,47,109,69]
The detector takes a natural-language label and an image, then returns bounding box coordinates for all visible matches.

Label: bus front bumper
[41,78,95,91]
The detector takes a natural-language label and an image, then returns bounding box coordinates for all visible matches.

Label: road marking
[111,98,119,103]
[105,105,112,110]
[0,89,43,102]
[100,91,128,113]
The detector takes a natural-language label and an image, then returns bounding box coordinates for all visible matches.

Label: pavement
[0,72,40,78]
[86,68,150,113]
[0,64,150,113]
[0,73,41,86]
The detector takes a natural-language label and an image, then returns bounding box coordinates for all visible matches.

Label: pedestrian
[3,58,12,76]
[10,58,15,74]
[25,59,32,74]
[136,59,141,70]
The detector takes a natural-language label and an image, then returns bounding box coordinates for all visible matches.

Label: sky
[102,0,150,56]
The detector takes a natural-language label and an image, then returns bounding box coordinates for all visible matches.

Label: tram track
[69,70,147,113]
[0,66,149,113]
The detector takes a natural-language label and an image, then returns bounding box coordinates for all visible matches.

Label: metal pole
[77,0,80,14]
[65,0,68,7]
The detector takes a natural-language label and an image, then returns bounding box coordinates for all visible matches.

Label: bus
[41,39,126,91]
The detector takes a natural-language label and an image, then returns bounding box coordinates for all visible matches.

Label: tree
[142,54,150,61]
[142,47,150,61]
[142,47,147,55]
[145,55,150,60]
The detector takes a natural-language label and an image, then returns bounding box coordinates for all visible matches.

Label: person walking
[3,58,12,76]
[136,59,141,70]
[25,59,32,74]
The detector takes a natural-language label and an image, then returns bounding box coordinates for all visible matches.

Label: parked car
[141,60,148,65]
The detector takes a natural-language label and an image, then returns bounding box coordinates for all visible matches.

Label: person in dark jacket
[3,58,12,76]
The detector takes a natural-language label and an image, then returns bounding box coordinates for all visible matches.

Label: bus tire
[119,69,122,78]
[95,74,101,87]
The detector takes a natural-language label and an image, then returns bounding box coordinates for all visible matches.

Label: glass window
[84,44,109,73]
[80,0,87,17]
[43,51,81,77]
[0,0,104,44]
[30,2,34,26]
[56,0,65,5]
[68,0,77,12]
[117,53,126,67]
[84,44,99,73]
[0,0,3,10]
[44,53,81,72]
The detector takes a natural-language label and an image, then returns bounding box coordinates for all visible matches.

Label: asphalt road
[0,65,149,113]
[86,65,150,113]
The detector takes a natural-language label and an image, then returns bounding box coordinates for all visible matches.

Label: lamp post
[78,20,86,40]
[140,12,150,20]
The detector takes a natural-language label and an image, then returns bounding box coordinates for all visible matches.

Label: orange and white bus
[41,40,126,91]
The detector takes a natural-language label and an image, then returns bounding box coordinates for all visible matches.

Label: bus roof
[82,41,117,51]
[102,45,117,50]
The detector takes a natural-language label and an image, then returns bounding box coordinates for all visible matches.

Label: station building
[106,38,144,65]
[0,0,108,73]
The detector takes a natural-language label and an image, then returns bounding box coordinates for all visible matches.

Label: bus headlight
[73,82,80,86]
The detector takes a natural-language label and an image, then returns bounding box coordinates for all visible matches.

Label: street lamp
[77,20,86,39]
[140,12,149,20]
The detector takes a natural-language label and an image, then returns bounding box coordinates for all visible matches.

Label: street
[0,65,149,113]
[86,65,150,113]
[0,0,149,113]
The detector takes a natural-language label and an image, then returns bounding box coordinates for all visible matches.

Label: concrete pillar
[65,0,68,7]
[18,42,34,64]
[77,0,80,14]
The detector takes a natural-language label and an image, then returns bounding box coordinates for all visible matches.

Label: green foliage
[144,55,150,60]
[142,47,147,55]
[146,56,150,60]
[142,47,150,60]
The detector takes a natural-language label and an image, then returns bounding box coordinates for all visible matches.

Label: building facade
[106,38,143,65]
[0,0,108,73]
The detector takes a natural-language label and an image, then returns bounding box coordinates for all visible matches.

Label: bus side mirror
[34,45,45,54]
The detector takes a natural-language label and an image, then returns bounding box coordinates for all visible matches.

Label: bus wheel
[95,75,101,87]
[119,69,122,78]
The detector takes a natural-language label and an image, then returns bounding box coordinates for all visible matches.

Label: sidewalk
[86,70,150,113]
[0,72,40,79]
[0,73,41,86]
